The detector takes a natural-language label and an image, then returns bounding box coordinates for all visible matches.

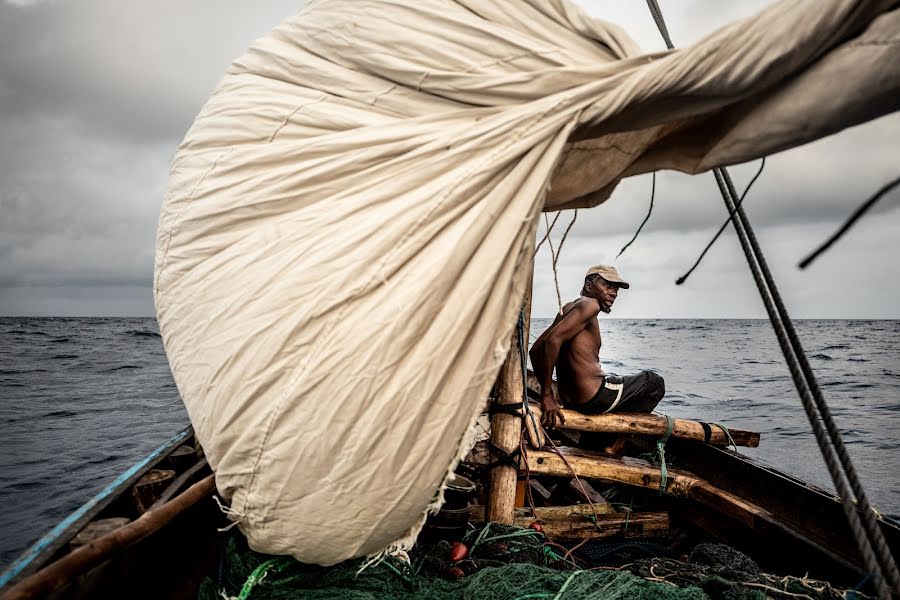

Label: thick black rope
[799,174,900,269]
[489,403,524,417]
[713,169,896,600]
[716,170,900,597]
[645,2,899,596]
[645,0,674,49]
[676,158,765,285]
[617,172,656,258]
[486,442,521,469]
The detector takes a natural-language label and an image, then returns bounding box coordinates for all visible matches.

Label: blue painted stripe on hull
[0,427,192,588]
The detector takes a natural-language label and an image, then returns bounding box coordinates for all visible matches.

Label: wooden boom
[527,404,760,447]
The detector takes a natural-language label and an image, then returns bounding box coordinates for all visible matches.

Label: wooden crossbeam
[525,447,771,529]
[528,404,760,447]
[469,504,669,540]
[523,370,759,447]
[464,442,773,529]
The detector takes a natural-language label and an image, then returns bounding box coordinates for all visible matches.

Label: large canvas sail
[155,0,899,565]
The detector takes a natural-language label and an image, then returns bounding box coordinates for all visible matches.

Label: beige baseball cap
[585,265,630,289]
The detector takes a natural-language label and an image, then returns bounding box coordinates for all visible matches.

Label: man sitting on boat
[529,265,665,449]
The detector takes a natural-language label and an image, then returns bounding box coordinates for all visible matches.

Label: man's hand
[540,392,566,430]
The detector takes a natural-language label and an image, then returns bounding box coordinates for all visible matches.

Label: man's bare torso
[552,298,604,405]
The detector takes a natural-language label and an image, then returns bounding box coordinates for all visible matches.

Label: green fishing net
[197,525,866,600]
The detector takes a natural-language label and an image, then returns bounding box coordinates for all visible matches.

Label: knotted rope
[655,414,675,494]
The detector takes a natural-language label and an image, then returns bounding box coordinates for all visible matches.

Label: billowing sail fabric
[155,0,899,565]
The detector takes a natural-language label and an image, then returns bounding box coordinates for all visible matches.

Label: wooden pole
[525,404,760,447]
[470,505,669,541]
[487,266,533,524]
[1,475,216,600]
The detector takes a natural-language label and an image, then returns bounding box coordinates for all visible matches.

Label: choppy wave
[1,329,49,336]
[128,330,161,338]
[43,410,79,418]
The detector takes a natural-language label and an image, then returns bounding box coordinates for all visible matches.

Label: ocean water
[1,317,898,570]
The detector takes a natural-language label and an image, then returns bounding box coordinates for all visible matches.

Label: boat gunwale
[0,425,194,590]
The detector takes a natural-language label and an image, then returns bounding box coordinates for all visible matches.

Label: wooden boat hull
[665,438,900,586]
[0,427,225,600]
[3,423,897,598]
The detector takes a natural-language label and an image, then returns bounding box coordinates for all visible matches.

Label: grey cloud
[0,0,897,317]
[531,210,900,319]
[0,0,301,142]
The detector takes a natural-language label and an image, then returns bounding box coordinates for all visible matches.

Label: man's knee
[644,370,665,400]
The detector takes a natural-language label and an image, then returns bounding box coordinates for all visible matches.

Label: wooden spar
[470,505,669,540]
[486,266,533,524]
[471,503,616,521]
[524,447,772,529]
[524,371,759,447]
[0,475,216,600]
[468,442,772,529]
[527,404,760,447]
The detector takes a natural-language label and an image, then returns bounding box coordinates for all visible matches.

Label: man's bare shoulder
[561,296,601,319]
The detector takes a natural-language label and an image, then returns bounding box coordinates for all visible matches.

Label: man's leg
[603,371,665,455]
[612,370,665,414]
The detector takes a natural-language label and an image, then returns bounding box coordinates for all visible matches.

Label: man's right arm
[529,299,599,429]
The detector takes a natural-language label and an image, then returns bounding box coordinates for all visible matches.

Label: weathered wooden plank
[150,458,209,510]
[524,371,758,447]
[470,503,616,522]
[528,402,759,447]
[132,469,176,515]
[524,447,771,528]
[568,478,612,509]
[468,442,772,528]
[470,505,669,540]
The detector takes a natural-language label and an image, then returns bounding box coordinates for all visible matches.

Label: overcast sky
[0,0,897,319]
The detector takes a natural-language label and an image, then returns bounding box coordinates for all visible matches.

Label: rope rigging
[799,173,900,270]
[535,210,579,311]
[675,158,766,285]
[617,172,655,259]
[645,2,900,598]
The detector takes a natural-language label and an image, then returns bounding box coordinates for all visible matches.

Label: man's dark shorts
[572,370,665,415]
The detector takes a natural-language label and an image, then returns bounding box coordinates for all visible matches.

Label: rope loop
[656,414,675,494]
[712,422,738,452]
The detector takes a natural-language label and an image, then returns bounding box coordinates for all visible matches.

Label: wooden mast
[486,264,533,524]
